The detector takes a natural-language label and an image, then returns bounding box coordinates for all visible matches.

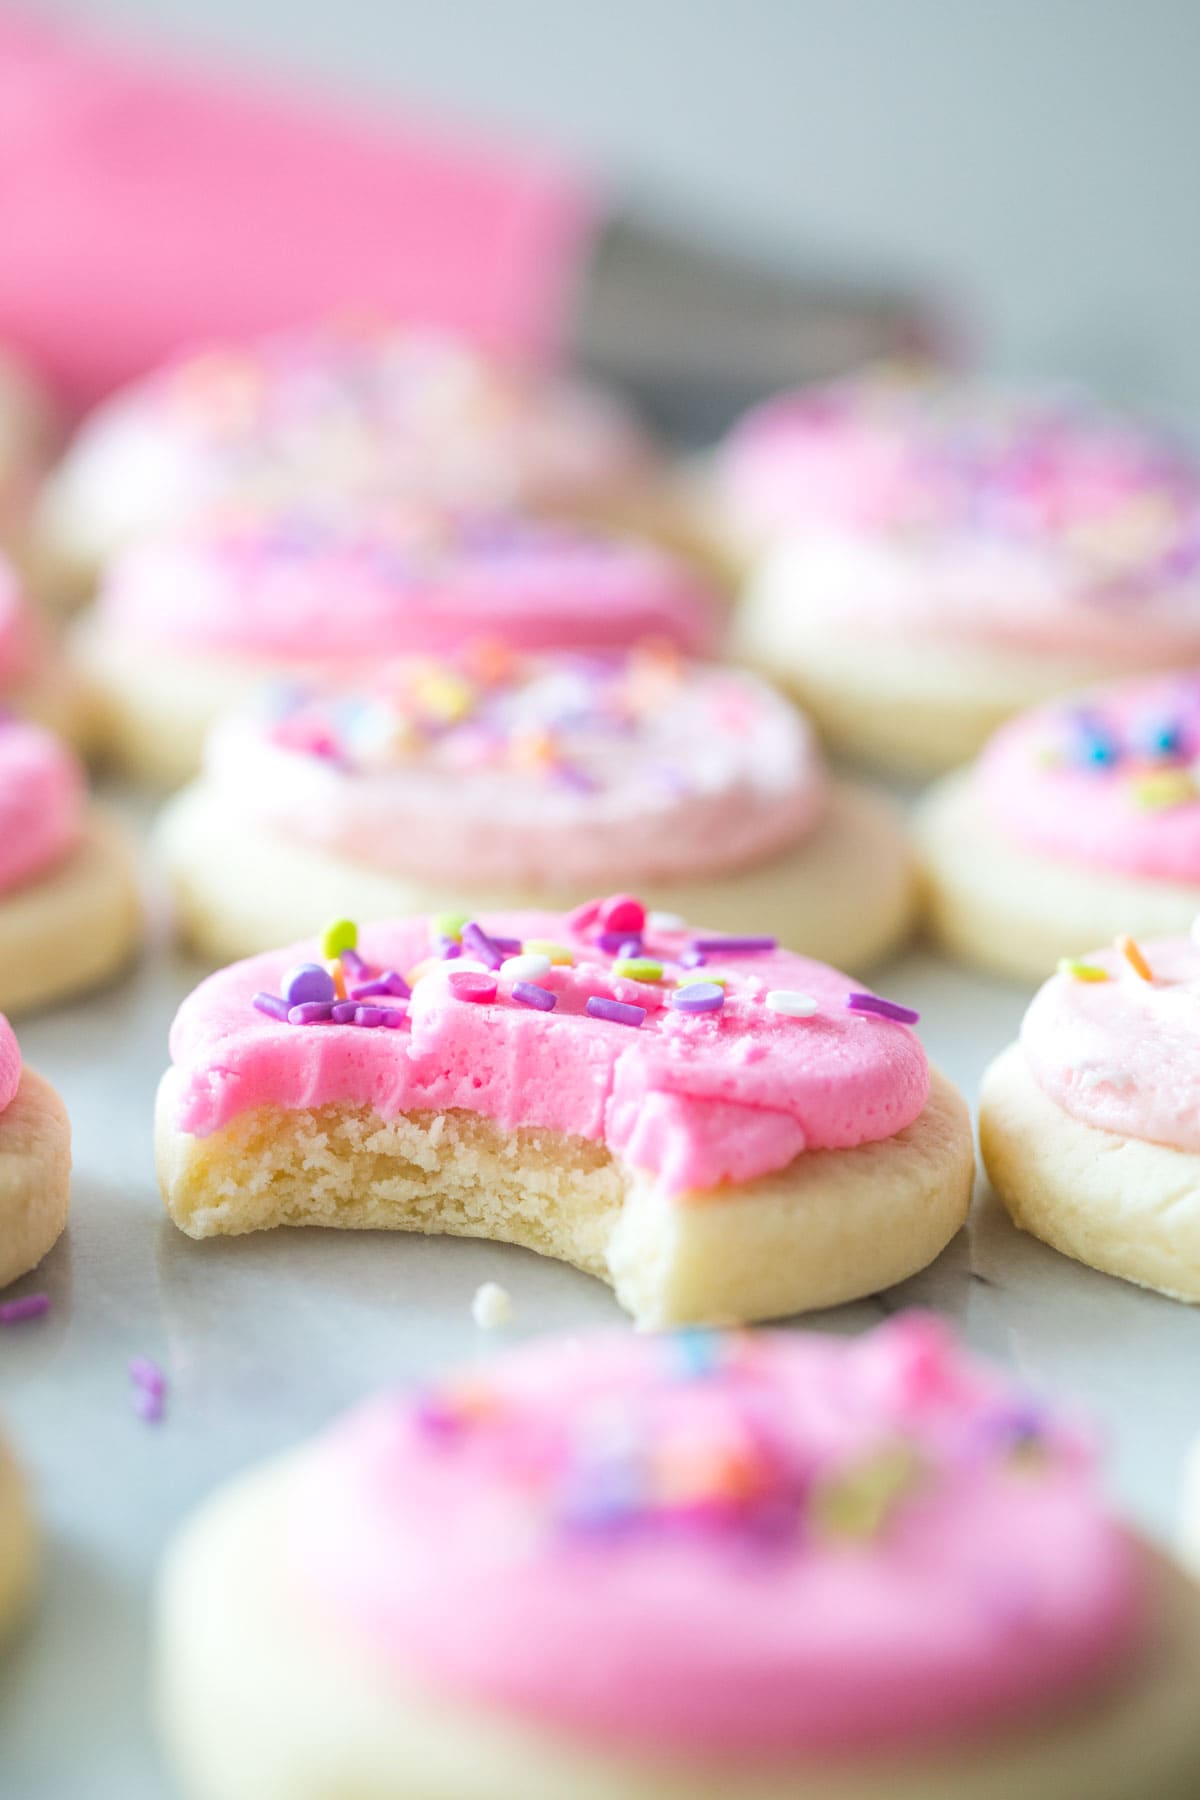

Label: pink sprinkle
[0,1293,49,1325]
[130,1356,167,1425]
[448,971,498,1004]
[599,894,646,935]
[566,898,602,932]
[587,995,646,1028]
[846,991,920,1026]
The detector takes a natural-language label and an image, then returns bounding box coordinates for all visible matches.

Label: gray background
[37,0,1200,409]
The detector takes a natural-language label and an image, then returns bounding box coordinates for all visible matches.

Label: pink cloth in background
[0,14,599,411]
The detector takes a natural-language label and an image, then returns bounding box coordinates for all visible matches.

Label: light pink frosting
[1021,935,1200,1152]
[49,324,649,552]
[167,908,929,1192]
[202,653,824,889]
[284,1316,1142,1762]
[979,673,1200,881]
[0,719,84,896]
[97,510,719,662]
[724,371,1200,660]
[0,1016,19,1116]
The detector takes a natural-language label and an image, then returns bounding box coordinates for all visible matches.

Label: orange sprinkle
[1116,934,1153,981]
[328,961,348,1001]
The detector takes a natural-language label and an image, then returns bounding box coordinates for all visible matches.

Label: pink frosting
[49,323,647,546]
[979,673,1200,882]
[201,652,824,889]
[0,719,84,896]
[0,557,48,693]
[97,510,719,662]
[0,1016,19,1116]
[1021,935,1200,1152]
[723,372,1200,659]
[166,907,929,1192]
[284,1316,1142,1762]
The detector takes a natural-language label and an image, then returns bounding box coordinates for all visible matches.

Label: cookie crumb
[471,1282,513,1329]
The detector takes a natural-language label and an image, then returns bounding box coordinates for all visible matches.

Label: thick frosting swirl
[167,906,929,1191]
[979,673,1200,882]
[96,508,720,661]
[0,718,83,896]
[200,651,824,889]
[285,1316,1141,1761]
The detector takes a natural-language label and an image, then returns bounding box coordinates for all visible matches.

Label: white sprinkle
[1074,1061,1135,1093]
[648,911,686,933]
[500,952,552,981]
[471,1282,514,1329]
[765,989,819,1018]
[442,957,491,976]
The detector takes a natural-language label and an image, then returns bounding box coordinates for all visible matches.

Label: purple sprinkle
[462,921,506,969]
[846,991,921,1026]
[129,1356,166,1397]
[132,1386,165,1425]
[597,931,642,955]
[288,1000,336,1024]
[281,962,337,1006]
[437,938,463,960]
[587,996,646,1028]
[253,991,291,1020]
[491,935,522,955]
[512,981,557,1011]
[350,971,411,1000]
[678,947,708,968]
[380,1007,408,1028]
[355,1006,386,1027]
[332,1001,358,1023]
[691,935,777,954]
[0,1293,49,1325]
[341,948,368,977]
[670,982,725,1015]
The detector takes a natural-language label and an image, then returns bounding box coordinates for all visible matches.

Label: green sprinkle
[1130,770,1197,812]
[321,919,358,958]
[523,939,575,966]
[434,910,471,942]
[1057,958,1110,982]
[614,958,663,982]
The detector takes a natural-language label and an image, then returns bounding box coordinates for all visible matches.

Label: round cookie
[0,1014,71,1288]
[75,507,724,787]
[724,367,1200,774]
[0,1431,36,1645]
[0,718,141,1014]
[918,672,1200,981]
[156,649,915,970]
[156,1316,1200,1800]
[36,322,685,603]
[980,934,1200,1299]
[155,903,973,1326]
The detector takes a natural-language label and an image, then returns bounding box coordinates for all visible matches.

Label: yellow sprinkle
[434,910,470,942]
[1116,933,1153,981]
[811,1446,924,1541]
[1057,959,1110,983]
[678,971,728,987]
[321,918,358,959]
[1130,769,1198,811]
[413,671,475,723]
[523,939,574,966]
[614,958,663,982]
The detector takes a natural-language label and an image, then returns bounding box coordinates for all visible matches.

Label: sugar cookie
[0,719,141,1013]
[0,347,58,569]
[981,934,1200,1299]
[0,553,89,746]
[155,904,973,1326]
[0,1431,36,1644]
[918,672,1200,979]
[0,1014,70,1287]
[37,323,676,602]
[76,507,723,786]
[725,367,1200,773]
[156,1315,1200,1800]
[156,649,915,970]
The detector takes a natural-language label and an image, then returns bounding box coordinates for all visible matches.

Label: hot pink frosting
[166,907,929,1192]
[1021,935,1200,1152]
[47,324,648,552]
[284,1316,1142,1762]
[97,510,719,662]
[201,652,824,889]
[979,673,1200,882]
[723,371,1200,660]
[0,719,84,896]
[0,1016,19,1116]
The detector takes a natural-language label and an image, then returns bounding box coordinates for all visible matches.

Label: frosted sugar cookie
[0,1013,70,1288]
[981,933,1200,1299]
[918,672,1200,980]
[0,553,88,744]
[75,506,723,787]
[156,648,915,968]
[0,718,140,1013]
[726,367,1200,773]
[37,323,677,601]
[155,904,973,1326]
[156,1315,1200,1800]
